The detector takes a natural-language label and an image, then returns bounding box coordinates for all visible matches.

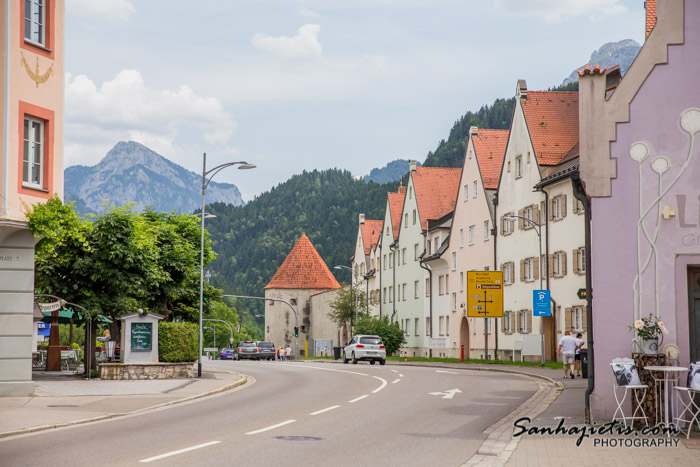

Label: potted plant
[629,314,668,354]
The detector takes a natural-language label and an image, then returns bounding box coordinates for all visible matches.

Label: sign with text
[467,271,503,318]
[533,289,551,317]
[130,322,152,351]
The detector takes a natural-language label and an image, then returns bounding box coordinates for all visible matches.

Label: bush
[353,315,406,356]
[159,322,198,362]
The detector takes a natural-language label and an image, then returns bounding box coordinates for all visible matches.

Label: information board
[467,271,503,318]
[131,322,152,351]
[533,289,551,317]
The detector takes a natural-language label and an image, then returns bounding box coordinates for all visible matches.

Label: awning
[40,308,111,325]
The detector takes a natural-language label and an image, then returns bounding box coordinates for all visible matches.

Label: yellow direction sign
[467,271,503,318]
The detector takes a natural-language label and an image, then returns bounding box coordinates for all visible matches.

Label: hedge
[159,322,198,362]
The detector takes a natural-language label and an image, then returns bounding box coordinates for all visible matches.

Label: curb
[0,370,248,440]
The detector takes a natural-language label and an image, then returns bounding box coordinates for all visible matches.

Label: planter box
[97,362,196,380]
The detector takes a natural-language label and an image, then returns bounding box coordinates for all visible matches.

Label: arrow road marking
[436,370,459,375]
[429,388,462,399]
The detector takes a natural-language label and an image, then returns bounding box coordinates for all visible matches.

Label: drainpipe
[535,186,555,360]
[572,172,594,424]
[493,193,499,359]
[419,259,433,339]
[390,240,398,322]
[2,0,10,218]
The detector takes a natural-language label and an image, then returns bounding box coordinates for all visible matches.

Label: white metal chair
[674,362,700,438]
[611,358,648,428]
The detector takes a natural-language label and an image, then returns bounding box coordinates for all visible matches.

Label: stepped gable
[412,167,461,230]
[472,129,508,189]
[521,91,579,166]
[387,187,406,240]
[361,220,383,255]
[264,234,341,290]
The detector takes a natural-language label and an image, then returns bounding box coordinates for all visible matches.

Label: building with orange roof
[350,214,383,317]
[494,80,586,363]
[422,127,507,360]
[264,234,343,355]
[379,185,406,322]
[1,1,65,396]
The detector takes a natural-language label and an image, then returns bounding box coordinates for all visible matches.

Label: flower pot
[641,338,660,355]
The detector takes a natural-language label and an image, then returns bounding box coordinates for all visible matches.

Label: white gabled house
[351,214,382,317]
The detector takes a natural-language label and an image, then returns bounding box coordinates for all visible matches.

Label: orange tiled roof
[264,234,341,290]
[388,189,406,240]
[646,0,656,38]
[577,64,608,76]
[360,220,382,255]
[412,167,461,230]
[521,91,578,166]
[472,129,508,189]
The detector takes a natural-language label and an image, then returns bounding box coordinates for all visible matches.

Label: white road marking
[139,441,220,463]
[392,379,401,384]
[391,369,399,373]
[399,373,404,377]
[429,388,462,399]
[371,376,388,393]
[300,365,368,377]
[436,370,459,375]
[349,395,368,403]
[245,419,296,435]
[311,405,340,415]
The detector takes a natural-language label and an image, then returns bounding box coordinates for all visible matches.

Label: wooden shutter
[561,195,567,217]
[520,259,526,282]
[573,197,580,214]
[549,199,554,220]
[572,249,579,274]
[510,262,515,284]
[518,209,524,229]
[548,254,554,277]
[500,217,505,236]
[582,306,588,332]
[532,204,539,225]
[540,201,546,224]
[533,256,539,281]
[526,311,532,333]
[501,313,506,333]
[561,251,567,275]
[565,307,572,330]
[511,312,516,334]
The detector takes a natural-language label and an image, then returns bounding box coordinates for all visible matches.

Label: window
[389,253,393,268]
[515,156,523,178]
[464,184,469,201]
[501,213,514,236]
[23,116,44,188]
[518,310,531,333]
[402,248,406,265]
[553,251,567,277]
[551,195,567,220]
[573,198,584,215]
[383,254,386,270]
[383,287,386,304]
[425,278,431,297]
[414,280,419,299]
[451,252,457,271]
[415,318,420,336]
[425,317,430,336]
[521,257,538,282]
[370,258,374,270]
[433,238,438,253]
[405,319,410,336]
[409,186,412,199]
[459,228,464,248]
[460,271,464,292]
[439,275,445,295]
[439,316,445,336]
[412,210,416,225]
[388,286,393,302]
[445,316,449,336]
[503,311,512,334]
[503,262,514,285]
[445,274,449,294]
[414,243,419,261]
[485,318,492,335]
[468,225,475,245]
[451,292,457,312]
[24,0,46,47]
[402,283,407,301]
[483,220,490,241]
[404,213,408,228]
[573,306,584,332]
[473,180,478,199]
[386,226,390,235]
[573,247,586,274]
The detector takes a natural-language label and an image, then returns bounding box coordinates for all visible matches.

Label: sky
[64,0,646,201]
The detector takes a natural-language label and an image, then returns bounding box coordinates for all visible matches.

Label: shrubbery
[159,322,198,362]
[354,315,406,356]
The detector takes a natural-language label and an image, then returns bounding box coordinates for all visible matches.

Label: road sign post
[533,290,551,317]
[467,271,503,362]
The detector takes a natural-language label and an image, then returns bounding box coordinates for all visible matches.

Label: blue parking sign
[533,290,551,316]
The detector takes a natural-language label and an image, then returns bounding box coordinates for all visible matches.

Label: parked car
[235,341,261,360]
[256,341,276,360]
[220,348,235,360]
[343,335,386,365]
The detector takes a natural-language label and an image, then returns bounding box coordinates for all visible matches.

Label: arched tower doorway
[460,317,470,359]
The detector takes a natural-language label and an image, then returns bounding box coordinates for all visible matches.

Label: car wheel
[370,360,376,365]
[380,359,386,365]
[343,352,349,364]
[352,352,358,364]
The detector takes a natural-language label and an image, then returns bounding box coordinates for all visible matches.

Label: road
[0,361,537,466]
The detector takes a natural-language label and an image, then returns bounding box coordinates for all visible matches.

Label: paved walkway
[1,361,698,466]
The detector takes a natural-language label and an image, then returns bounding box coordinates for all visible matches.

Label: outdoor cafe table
[643,365,688,434]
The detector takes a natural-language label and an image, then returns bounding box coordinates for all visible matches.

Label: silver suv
[343,335,386,365]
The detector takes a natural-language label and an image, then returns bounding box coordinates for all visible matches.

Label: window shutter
[572,249,579,274]
[500,217,505,235]
[532,204,539,225]
[518,209,524,229]
[582,306,588,332]
[526,311,532,333]
[533,256,539,281]
[573,197,580,214]
[561,251,567,275]
[520,259,525,282]
[562,195,567,217]
[511,312,516,334]
[510,262,515,284]
[548,254,554,277]
[549,199,554,220]
[501,314,506,333]
[565,307,572,330]
[540,201,546,224]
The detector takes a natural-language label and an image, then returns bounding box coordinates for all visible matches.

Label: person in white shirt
[574,333,584,377]
[285,345,292,361]
[558,330,577,379]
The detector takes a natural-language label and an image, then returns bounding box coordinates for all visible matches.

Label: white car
[343,335,386,365]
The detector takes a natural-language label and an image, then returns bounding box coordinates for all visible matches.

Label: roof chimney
[409,160,417,172]
[359,213,365,224]
[469,126,479,138]
[516,79,528,99]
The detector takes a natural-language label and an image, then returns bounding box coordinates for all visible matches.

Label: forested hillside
[205,169,396,316]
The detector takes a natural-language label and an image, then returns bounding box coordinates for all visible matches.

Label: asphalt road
[0,361,537,466]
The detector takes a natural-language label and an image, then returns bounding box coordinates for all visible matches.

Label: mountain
[64,141,245,215]
[363,159,421,184]
[561,39,641,85]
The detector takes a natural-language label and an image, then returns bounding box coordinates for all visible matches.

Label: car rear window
[360,337,383,345]
[258,342,274,348]
[238,342,256,348]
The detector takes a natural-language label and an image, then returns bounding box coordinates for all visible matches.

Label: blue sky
[64,0,645,200]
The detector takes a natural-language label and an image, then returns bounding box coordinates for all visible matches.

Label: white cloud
[64,70,236,166]
[67,0,135,21]
[492,0,627,24]
[252,24,323,60]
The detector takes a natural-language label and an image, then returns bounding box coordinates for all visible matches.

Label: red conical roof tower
[264,234,341,290]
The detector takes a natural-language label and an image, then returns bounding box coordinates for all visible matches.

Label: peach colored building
[1,0,64,396]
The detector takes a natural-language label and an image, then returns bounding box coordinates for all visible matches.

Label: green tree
[327,286,369,331]
[354,315,406,356]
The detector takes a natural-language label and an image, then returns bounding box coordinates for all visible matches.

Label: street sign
[467,271,503,318]
[203,347,218,352]
[577,288,588,299]
[533,290,551,316]
[230,337,234,344]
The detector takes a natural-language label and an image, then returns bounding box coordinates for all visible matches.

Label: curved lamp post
[199,154,255,377]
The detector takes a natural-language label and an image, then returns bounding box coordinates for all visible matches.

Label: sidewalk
[0,366,246,438]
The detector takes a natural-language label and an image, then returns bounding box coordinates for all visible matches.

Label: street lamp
[334,265,359,328]
[504,215,545,366]
[199,153,255,377]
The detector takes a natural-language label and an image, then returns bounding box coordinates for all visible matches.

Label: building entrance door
[688,268,700,362]
[460,317,469,359]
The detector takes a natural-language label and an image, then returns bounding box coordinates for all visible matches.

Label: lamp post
[505,215,545,367]
[199,153,255,377]
[334,265,359,328]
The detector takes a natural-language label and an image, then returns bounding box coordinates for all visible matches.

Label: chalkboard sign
[131,322,152,351]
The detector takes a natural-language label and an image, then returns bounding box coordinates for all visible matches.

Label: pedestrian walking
[558,330,577,379]
[278,347,285,362]
[285,345,292,361]
[574,333,584,377]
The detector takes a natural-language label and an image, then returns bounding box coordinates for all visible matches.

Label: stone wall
[97,362,196,380]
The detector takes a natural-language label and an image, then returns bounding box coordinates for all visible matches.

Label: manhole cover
[275,436,323,441]
[47,405,78,407]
